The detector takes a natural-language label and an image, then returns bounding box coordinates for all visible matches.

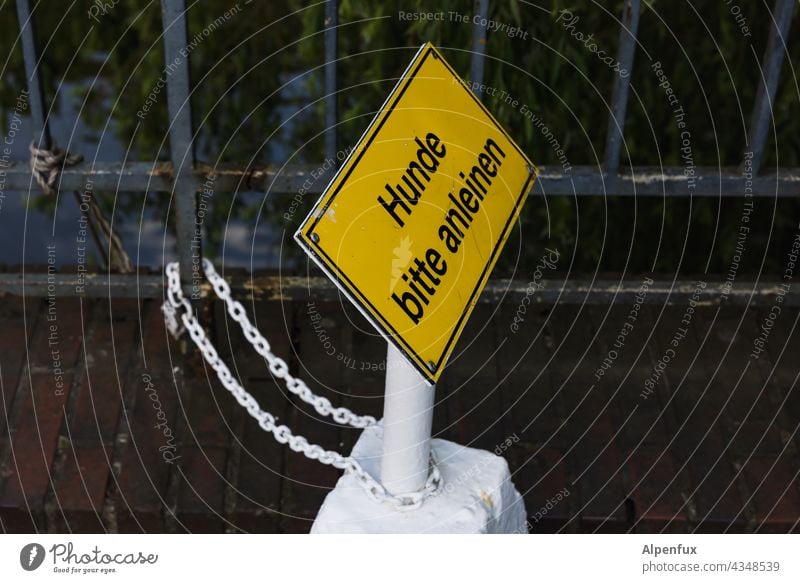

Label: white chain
[203,258,376,429]
[162,259,442,510]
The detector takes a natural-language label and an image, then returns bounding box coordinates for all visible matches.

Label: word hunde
[377,131,506,325]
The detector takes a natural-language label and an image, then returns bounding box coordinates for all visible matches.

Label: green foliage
[288,0,800,276]
[1,1,798,273]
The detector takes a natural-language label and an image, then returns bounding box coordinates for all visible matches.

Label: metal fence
[2,0,798,304]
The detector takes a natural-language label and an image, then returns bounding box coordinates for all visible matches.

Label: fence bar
[744,0,795,174]
[529,165,800,197]
[324,0,338,160]
[161,0,198,295]
[603,0,641,176]
[2,272,796,307]
[469,0,489,92]
[5,163,800,197]
[15,0,51,149]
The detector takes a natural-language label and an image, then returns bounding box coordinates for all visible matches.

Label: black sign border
[295,43,536,384]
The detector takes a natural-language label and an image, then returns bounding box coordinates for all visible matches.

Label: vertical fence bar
[324,0,338,161]
[161,0,198,295]
[470,0,489,94]
[603,0,641,176]
[15,0,52,150]
[744,0,795,174]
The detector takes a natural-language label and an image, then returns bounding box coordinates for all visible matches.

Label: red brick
[232,390,285,533]
[627,447,689,532]
[568,394,630,531]
[175,446,227,533]
[114,373,179,533]
[0,504,37,532]
[177,374,234,448]
[743,453,800,533]
[107,298,143,321]
[28,297,86,373]
[0,373,73,525]
[339,302,386,451]
[575,450,630,532]
[509,445,571,533]
[215,302,296,533]
[232,300,291,533]
[494,302,559,446]
[280,302,345,531]
[0,295,36,436]
[114,304,181,533]
[51,446,112,532]
[69,318,138,444]
[542,305,606,451]
[673,422,749,532]
[441,304,506,451]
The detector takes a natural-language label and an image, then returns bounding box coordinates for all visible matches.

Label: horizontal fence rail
[3,162,800,197]
[2,272,797,306]
[3,0,797,303]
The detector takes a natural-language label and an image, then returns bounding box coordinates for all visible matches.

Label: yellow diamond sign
[295,42,537,384]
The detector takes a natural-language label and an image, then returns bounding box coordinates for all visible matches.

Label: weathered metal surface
[324,0,338,160]
[4,163,800,196]
[15,0,52,150]
[745,0,796,173]
[2,272,796,307]
[161,0,198,294]
[603,0,641,176]
[469,0,489,93]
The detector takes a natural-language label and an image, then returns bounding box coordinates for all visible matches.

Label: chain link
[162,260,442,510]
[204,258,377,429]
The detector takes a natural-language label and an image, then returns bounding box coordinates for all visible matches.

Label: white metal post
[380,343,435,495]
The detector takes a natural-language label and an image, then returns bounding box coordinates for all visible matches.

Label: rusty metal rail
[4,0,798,301]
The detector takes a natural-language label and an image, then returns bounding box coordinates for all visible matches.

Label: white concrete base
[312,423,528,533]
